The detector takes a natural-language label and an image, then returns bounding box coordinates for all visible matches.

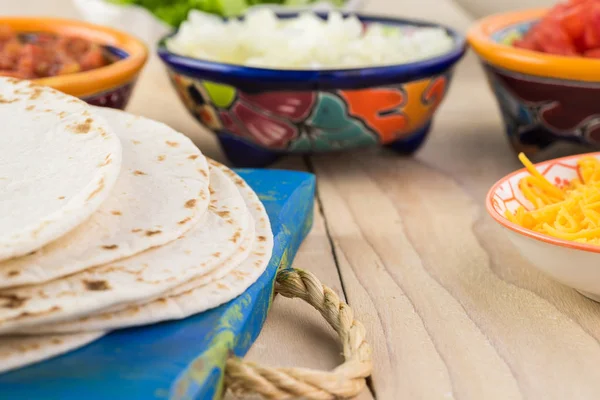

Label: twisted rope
[225,269,373,399]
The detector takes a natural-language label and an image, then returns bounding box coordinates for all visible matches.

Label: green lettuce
[108,0,346,26]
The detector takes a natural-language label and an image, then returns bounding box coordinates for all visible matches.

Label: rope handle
[225,269,373,399]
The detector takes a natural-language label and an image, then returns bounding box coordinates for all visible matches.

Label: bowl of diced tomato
[468,1,600,159]
[0,17,147,109]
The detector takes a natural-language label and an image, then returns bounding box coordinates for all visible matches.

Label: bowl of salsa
[467,2,600,160]
[0,17,147,109]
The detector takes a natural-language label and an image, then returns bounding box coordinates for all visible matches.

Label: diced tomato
[583,3,600,49]
[0,25,110,79]
[583,24,600,50]
[514,36,542,51]
[17,43,53,78]
[59,37,90,58]
[513,38,529,49]
[16,46,36,79]
[514,0,600,57]
[584,48,600,57]
[79,46,106,71]
[50,53,76,76]
[34,33,55,46]
[558,4,586,48]
[530,20,578,55]
[546,3,570,21]
[0,39,21,70]
[568,0,591,6]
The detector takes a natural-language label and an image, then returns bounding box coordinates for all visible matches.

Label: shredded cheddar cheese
[507,153,600,244]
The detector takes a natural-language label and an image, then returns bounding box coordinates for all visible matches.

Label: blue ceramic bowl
[158,12,466,167]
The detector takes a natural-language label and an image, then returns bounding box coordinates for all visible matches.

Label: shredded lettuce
[108,0,346,26]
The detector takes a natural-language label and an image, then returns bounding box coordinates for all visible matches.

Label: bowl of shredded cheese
[488,152,600,302]
[157,9,466,167]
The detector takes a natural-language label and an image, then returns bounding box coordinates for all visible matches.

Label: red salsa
[513,0,600,58]
[0,25,112,79]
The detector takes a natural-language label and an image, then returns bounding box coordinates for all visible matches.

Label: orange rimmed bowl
[468,9,600,158]
[1,17,148,109]
[487,152,600,302]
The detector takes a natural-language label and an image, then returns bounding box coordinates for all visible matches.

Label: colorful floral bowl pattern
[169,72,450,152]
[468,9,600,158]
[0,17,148,110]
[487,152,600,302]
[158,13,466,167]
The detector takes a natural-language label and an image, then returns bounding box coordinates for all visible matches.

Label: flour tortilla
[21,163,273,333]
[0,331,104,374]
[0,107,210,288]
[0,78,122,261]
[0,166,251,334]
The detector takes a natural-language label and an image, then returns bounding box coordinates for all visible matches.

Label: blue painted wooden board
[0,169,316,400]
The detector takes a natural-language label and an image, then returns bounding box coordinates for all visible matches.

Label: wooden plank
[313,154,514,399]
[312,144,600,398]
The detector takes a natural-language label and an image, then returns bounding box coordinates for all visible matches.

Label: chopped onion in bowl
[165,9,455,69]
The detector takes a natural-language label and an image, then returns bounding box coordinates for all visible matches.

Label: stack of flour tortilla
[0,77,273,373]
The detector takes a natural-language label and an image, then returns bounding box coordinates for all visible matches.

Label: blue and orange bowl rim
[0,17,148,97]
[468,8,600,82]
[157,12,467,90]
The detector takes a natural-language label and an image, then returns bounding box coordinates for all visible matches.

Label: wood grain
[313,152,600,398]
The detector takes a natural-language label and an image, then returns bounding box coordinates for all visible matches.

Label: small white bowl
[72,0,364,47]
[487,152,600,302]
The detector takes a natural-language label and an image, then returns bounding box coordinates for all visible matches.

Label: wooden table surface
[7,0,600,399]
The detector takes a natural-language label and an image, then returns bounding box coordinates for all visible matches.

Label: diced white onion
[166,9,455,69]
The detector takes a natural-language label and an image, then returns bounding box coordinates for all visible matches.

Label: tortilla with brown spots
[0,107,210,289]
[0,331,104,374]
[0,78,122,261]
[23,163,273,333]
[0,166,251,334]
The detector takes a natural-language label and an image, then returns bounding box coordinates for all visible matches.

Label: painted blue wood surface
[0,169,316,400]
